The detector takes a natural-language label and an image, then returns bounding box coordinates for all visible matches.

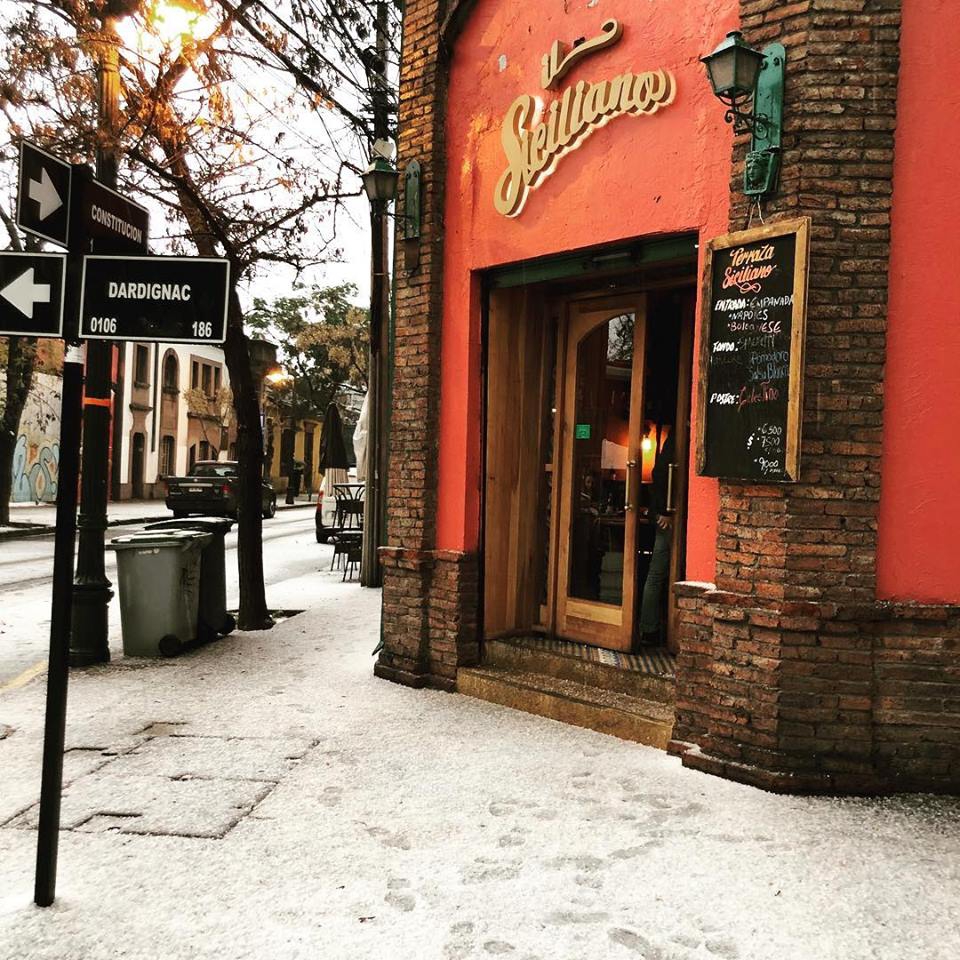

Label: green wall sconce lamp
[362,152,400,204]
[403,160,422,271]
[701,31,786,197]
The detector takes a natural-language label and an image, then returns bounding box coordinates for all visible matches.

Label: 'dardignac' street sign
[79,255,230,343]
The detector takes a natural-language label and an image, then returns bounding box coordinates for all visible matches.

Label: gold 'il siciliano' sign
[494,19,676,218]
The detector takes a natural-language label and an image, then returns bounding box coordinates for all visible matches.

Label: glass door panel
[556,297,646,651]
[567,313,634,605]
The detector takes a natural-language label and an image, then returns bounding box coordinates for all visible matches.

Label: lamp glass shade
[362,157,400,202]
[701,31,765,100]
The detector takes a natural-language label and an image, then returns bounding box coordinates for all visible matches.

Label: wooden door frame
[666,288,697,653]
[554,294,648,652]
[479,269,698,653]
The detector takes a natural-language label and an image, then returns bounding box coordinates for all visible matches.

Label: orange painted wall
[878,1,960,602]
[437,0,738,586]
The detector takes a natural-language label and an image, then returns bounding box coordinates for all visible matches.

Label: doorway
[131,433,145,500]
[482,257,695,654]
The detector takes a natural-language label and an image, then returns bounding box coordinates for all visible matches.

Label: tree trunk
[155,151,272,630]
[222,287,271,630]
[0,336,38,524]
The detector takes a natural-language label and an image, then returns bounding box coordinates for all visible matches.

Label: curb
[1,514,176,542]
[0,524,55,543]
[1,503,316,541]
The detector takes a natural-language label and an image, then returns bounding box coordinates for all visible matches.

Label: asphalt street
[0,508,321,688]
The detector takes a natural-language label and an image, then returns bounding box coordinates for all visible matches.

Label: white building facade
[113,341,233,500]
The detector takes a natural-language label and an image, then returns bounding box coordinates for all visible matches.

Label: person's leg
[639,525,672,639]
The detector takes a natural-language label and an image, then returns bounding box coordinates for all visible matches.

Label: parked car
[165,461,277,520]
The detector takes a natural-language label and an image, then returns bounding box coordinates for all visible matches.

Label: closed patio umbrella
[319,402,350,474]
[319,403,350,520]
[353,392,369,482]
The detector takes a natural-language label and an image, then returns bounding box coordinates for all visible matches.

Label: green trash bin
[146,516,235,639]
[109,530,211,657]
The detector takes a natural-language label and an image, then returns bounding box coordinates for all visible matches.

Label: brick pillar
[671,0,904,792]
[376,0,480,691]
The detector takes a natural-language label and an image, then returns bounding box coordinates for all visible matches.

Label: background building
[112,341,236,500]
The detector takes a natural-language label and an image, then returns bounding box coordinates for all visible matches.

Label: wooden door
[555,296,647,651]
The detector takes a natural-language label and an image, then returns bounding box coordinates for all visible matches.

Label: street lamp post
[70,2,212,663]
[360,150,398,588]
[70,13,125,665]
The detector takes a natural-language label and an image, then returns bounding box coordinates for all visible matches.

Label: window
[135,345,149,385]
[189,444,197,471]
[192,463,237,478]
[201,364,212,397]
[213,366,221,393]
[163,354,178,391]
[199,440,211,461]
[159,435,175,475]
[191,361,199,389]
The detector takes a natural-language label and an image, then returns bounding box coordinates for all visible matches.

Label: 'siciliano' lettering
[494,68,677,218]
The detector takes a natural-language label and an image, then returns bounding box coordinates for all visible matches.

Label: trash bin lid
[109,530,212,550]
[146,516,233,534]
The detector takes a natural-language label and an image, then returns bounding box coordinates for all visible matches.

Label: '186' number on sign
[193,321,213,338]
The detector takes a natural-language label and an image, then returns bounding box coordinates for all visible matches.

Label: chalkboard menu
[696,218,810,482]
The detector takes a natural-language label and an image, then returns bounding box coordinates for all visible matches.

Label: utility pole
[361,0,391,588]
[70,14,120,664]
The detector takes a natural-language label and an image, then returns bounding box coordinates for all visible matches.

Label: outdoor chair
[334,483,365,531]
[329,531,362,572]
[342,541,362,582]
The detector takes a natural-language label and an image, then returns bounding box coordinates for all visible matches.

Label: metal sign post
[33,170,87,906]
[19,142,225,904]
[33,343,84,907]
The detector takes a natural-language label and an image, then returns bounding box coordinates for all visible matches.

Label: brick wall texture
[378,0,960,792]
[374,0,480,691]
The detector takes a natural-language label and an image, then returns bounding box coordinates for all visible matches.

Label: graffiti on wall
[9,372,62,503]
[12,435,60,502]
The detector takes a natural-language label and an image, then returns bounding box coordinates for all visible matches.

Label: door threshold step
[457,665,675,749]
[484,638,676,703]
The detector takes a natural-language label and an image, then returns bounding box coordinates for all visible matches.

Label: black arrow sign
[79,255,230,343]
[0,252,67,337]
[16,142,72,248]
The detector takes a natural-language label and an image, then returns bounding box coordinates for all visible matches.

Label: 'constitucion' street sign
[0,252,67,337]
[79,255,230,343]
[78,178,150,253]
[16,141,72,248]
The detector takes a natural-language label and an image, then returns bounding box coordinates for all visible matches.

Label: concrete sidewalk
[1,572,958,959]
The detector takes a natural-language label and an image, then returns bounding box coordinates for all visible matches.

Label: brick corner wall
[670,0,960,794]
[376,0,480,691]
